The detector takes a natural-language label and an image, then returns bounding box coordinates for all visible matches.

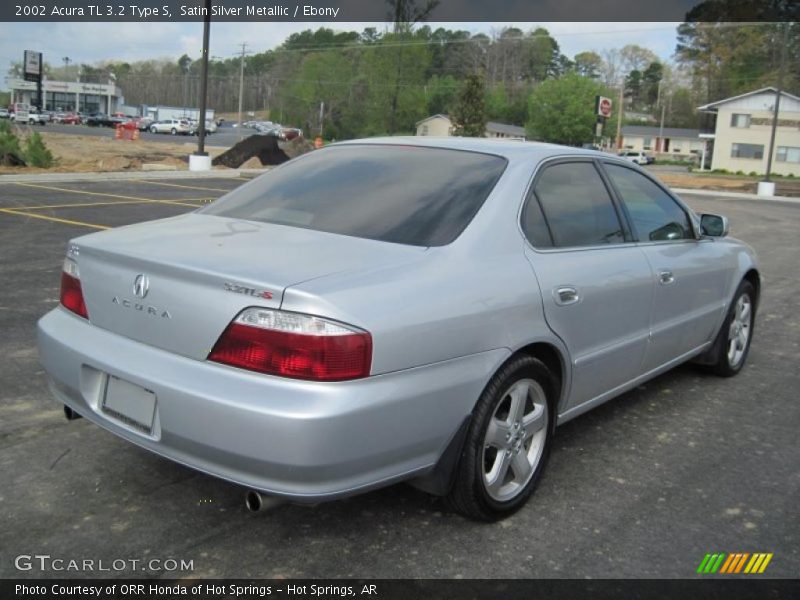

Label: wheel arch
[743,268,761,311]
[511,341,569,415]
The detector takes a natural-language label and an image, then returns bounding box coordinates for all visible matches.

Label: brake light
[59,257,88,319]
[209,308,372,381]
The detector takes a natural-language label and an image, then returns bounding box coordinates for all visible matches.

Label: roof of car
[335,136,605,162]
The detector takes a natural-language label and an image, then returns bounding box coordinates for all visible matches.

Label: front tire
[446,355,556,521]
[711,280,756,377]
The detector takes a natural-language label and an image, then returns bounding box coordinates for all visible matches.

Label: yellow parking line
[8,198,213,210]
[0,208,109,230]
[12,182,203,208]
[133,179,231,192]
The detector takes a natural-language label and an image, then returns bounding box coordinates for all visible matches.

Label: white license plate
[102,375,156,433]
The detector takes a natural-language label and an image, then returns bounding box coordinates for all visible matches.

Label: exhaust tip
[245,490,284,513]
[64,405,82,421]
[245,490,263,512]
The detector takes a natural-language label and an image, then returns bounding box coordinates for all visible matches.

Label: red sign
[597,96,613,118]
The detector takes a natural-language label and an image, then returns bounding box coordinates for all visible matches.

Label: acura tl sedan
[37,138,759,521]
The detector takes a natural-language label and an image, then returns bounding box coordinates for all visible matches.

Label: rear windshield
[202,145,508,247]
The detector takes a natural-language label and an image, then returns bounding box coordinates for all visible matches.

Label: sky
[0,21,680,89]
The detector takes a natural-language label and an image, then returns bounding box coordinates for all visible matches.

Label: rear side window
[604,163,693,242]
[202,145,507,247]
[528,162,625,248]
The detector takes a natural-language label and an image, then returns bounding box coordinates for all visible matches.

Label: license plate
[102,375,157,434]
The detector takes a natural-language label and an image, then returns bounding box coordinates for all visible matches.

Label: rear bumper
[37,307,506,501]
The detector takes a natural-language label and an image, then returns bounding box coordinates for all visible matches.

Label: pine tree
[24,131,54,168]
[452,74,486,137]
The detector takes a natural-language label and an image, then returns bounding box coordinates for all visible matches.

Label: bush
[748,171,759,177]
[0,119,23,157]
[24,131,54,168]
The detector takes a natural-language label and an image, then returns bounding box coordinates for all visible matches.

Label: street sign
[596,95,613,119]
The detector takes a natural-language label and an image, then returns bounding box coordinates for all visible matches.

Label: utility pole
[658,102,666,154]
[237,42,247,140]
[615,82,625,150]
[319,101,324,137]
[765,23,790,184]
[190,0,211,171]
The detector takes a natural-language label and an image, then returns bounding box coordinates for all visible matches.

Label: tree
[642,61,664,107]
[619,44,659,74]
[625,69,643,106]
[574,51,603,79]
[452,74,486,137]
[24,131,54,168]
[526,73,616,146]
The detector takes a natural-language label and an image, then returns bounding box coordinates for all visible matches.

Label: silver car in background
[38,138,759,520]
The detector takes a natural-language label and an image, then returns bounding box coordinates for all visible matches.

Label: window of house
[731,143,764,159]
[777,146,800,163]
[421,125,429,136]
[643,137,652,150]
[730,113,751,128]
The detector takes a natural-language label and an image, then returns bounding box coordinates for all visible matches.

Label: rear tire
[710,280,756,377]
[446,355,556,521]
[150,126,157,134]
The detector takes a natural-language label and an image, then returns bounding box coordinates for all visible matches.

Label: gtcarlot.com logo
[697,552,773,574]
[14,554,194,573]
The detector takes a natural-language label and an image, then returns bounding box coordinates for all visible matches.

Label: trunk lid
[73,213,426,360]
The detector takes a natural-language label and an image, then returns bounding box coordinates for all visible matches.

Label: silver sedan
[37,138,759,520]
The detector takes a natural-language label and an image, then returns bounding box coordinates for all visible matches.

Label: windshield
[202,144,508,247]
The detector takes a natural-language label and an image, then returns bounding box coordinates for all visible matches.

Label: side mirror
[700,213,729,237]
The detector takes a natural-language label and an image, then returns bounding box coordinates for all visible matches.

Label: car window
[202,145,508,247]
[531,162,625,248]
[604,163,693,242]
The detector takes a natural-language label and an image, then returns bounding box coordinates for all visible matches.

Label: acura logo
[132,274,150,299]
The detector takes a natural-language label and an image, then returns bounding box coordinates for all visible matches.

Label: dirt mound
[212,135,313,168]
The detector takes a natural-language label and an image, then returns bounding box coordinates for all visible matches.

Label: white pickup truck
[10,104,48,125]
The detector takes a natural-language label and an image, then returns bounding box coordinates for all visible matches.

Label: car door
[601,161,730,371]
[521,159,654,411]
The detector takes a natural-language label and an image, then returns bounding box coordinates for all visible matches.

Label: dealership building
[5,77,124,114]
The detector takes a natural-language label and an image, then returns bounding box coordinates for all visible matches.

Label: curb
[0,168,270,184]
[673,187,800,204]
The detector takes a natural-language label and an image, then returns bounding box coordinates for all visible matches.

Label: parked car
[133,117,154,131]
[619,150,654,165]
[149,119,191,135]
[37,139,759,521]
[60,113,82,125]
[27,108,49,125]
[0,108,9,119]
[188,119,218,135]
[85,113,112,127]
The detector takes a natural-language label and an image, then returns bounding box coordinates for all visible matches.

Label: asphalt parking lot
[0,178,798,579]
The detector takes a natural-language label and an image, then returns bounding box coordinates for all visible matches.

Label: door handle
[554,286,580,306]
[658,270,675,285]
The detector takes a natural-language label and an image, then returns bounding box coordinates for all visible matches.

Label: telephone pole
[237,42,248,140]
[764,23,790,184]
[615,82,625,150]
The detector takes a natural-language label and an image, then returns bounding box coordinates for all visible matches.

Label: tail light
[209,308,372,382]
[60,257,88,319]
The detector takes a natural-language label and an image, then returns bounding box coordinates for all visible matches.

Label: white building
[620,126,704,160]
[5,77,123,114]
[415,114,526,139]
[698,87,800,176]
